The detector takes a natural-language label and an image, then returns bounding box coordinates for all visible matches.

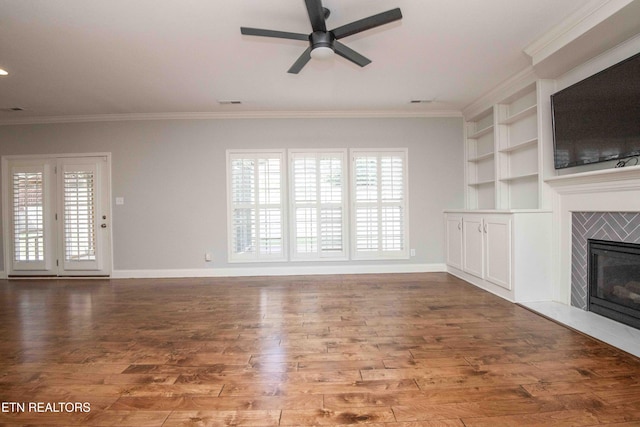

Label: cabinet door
[445,215,463,269]
[462,216,484,278]
[484,216,512,290]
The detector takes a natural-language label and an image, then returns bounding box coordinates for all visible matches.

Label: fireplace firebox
[588,239,640,329]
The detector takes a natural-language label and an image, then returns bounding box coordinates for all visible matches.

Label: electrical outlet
[410,249,416,257]
[205,253,212,262]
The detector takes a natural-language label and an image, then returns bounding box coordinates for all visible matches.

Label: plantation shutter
[12,170,45,263]
[290,151,346,260]
[228,151,285,261]
[352,150,408,259]
[63,169,97,262]
[9,161,56,273]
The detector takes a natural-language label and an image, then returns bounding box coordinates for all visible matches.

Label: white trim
[0,110,463,126]
[0,270,6,279]
[111,263,445,279]
[524,0,633,66]
[546,164,640,193]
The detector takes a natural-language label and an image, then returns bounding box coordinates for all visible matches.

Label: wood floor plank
[1,272,640,426]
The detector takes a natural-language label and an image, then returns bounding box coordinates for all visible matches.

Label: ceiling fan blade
[331,8,402,40]
[241,27,308,41]
[305,0,327,32]
[334,41,371,67]
[288,47,312,74]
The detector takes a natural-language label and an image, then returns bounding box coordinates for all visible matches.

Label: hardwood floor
[1,273,640,426]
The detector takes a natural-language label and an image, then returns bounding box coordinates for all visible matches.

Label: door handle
[478,224,482,232]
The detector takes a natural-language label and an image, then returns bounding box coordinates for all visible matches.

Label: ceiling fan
[240,0,402,74]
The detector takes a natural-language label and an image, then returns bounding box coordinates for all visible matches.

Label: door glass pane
[64,171,96,261]
[13,172,44,262]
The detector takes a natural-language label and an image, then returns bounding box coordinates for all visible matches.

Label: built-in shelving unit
[465,109,495,209]
[463,78,555,210]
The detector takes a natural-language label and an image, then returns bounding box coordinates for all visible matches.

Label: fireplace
[589,239,640,329]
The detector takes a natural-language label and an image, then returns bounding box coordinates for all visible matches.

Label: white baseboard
[112,263,447,279]
[0,270,6,279]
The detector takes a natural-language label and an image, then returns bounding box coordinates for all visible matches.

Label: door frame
[2,152,113,277]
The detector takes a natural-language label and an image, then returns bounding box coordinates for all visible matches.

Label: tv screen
[551,51,640,169]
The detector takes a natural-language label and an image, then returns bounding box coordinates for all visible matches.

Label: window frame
[288,149,348,261]
[350,148,410,261]
[226,149,287,263]
[226,148,409,263]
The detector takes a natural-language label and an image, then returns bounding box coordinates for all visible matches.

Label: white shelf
[500,105,537,125]
[467,152,494,163]
[468,179,496,187]
[499,138,538,153]
[500,172,538,182]
[468,124,494,139]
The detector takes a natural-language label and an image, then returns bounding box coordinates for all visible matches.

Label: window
[289,150,347,260]
[227,150,286,262]
[12,169,45,262]
[63,170,97,261]
[227,148,408,262]
[351,149,408,259]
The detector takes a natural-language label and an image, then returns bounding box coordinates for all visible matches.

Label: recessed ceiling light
[0,68,8,76]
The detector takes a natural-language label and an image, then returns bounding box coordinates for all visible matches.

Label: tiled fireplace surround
[521,166,640,357]
[571,212,640,310]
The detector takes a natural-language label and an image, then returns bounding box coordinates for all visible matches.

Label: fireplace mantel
[546,165,640,306]
[546,165,640,194]
[517,165,640,356]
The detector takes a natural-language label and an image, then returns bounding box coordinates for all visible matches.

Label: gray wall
[0,116,464,273]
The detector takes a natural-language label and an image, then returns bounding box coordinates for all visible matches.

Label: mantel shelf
[546,165,640,194]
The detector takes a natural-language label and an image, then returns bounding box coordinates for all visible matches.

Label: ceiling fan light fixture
[310,46,335,60]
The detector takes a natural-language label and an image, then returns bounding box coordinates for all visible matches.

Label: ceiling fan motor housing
[310,31,335,51]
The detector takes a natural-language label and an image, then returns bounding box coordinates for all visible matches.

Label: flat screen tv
[551,51,640,169]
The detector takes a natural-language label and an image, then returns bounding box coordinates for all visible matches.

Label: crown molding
[524,0,640,78]
[0,109,462,126]
[524,0,619,62]
[461,67,538,120]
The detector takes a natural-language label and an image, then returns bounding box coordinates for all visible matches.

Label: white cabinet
[484,216,511,290]
[458,214,511,289]
[462,215,484,279]
[445,215,463,270]
[444,210,551,303]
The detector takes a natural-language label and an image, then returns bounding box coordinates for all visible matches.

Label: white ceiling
[0,0,592,121]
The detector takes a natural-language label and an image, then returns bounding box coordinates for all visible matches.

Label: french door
[5,155,111,277]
